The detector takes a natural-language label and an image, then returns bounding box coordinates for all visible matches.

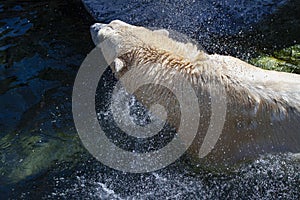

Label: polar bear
[90,20,300,167]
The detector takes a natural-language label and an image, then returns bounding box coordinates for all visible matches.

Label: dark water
[0,0,300,199]
[0,0,95,198]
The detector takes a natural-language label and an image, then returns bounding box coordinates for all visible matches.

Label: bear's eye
[106,25,113,30]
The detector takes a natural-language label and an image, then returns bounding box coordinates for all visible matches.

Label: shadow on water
[0,0,300,199]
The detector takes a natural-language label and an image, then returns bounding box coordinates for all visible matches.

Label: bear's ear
[111,58,124,73]
[153,29,169,37]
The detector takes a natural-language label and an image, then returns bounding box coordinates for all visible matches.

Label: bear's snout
[90,23,107,45]
[91,23,107,32]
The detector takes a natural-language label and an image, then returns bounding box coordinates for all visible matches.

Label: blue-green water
[0,0,300,199]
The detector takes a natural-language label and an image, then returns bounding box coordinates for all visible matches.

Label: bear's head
[90,20,169,73]
[90,20,203,76]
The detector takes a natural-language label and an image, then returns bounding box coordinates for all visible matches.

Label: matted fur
[92,20,300,167]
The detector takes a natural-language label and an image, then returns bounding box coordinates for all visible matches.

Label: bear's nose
[90,23,107,45]
[90,23,107,33]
